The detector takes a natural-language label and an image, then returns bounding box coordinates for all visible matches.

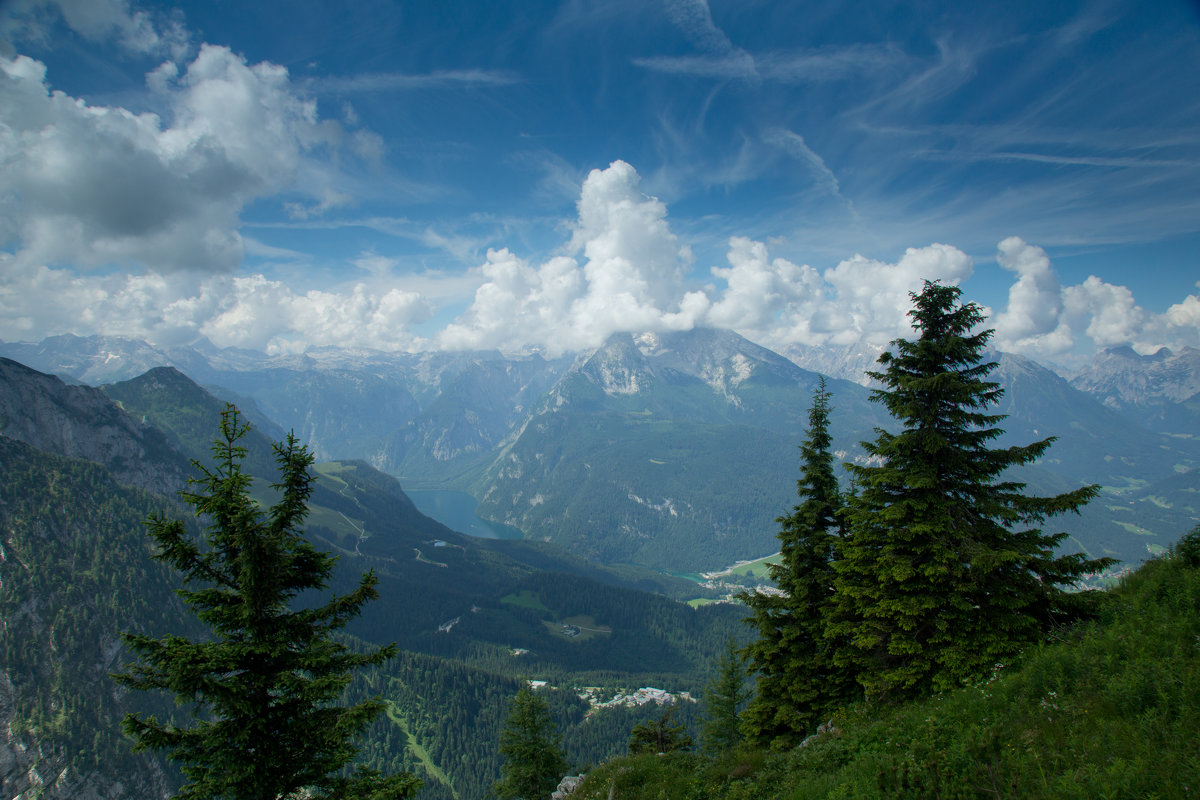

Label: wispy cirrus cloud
[632,53,757,80]
[311,69,522,94]
[762,128,844,197]
[919,150,1200,169]
[635,43,907,83]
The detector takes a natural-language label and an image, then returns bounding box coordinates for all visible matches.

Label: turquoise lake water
[406,489,525,540]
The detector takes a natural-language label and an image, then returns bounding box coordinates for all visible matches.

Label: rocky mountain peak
[0,358,190,496]
[1070,344,1200,409]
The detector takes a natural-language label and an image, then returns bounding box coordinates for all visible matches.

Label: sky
[1,0,1199,367]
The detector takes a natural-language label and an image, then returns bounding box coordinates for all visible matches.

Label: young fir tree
[493,685,569,800]
[699,636,752,756]
[740,379,853,748]
[628,706,693,755]
[114,405,420,800]
[830,281,1112,702]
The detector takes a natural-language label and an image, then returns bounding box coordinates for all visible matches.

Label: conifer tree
[740,378,853,747]
[114,405,419,800]
[493,685,569,800]
[700,636,751,755]
[628,706,693,755]
[830,281,1112,702]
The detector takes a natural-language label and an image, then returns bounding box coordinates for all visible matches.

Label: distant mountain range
[1067,345,1200,435]
[2,331,1197,572]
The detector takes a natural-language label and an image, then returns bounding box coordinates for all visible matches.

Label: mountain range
[2,330,1196,572]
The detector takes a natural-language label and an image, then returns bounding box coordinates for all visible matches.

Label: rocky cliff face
[0,358,189,496]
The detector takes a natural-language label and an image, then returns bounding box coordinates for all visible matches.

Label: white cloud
[200,277,430,354]
[285,188,353,220]
[56,0,187,58]
[0,45,354,273]
[821,243,975,346]
[2,141,1195,364]
[763,127,842,197]
[436,161,980,356]
[632,53,757,80]
[1165,289,1200,332]
[439,161,704,354]
[706,237,820,333]
[1153,288,1200,352]
[705,238,964,361]
[0,260,431,353]
[990,238,1200,360]
[313,69,521,93]
[991,236,1070,352]
[1062,276,1147,350]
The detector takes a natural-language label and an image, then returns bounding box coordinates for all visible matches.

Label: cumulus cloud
[201,276,430,354]
[438,161,706,354]
[703,237,973,350]
[1165,289,1200,332]
[820,244,975,346]
[990,238,1200,360]
[2,130,1195,363]
[437,160,978,355]
[435,162,1198,364]
[0,260,431,354]
[0,44,346,273]
[991,236,1072,352]
[1154,288,1200,351]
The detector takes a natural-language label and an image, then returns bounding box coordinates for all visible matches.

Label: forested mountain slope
[0,357,743,800]
[0,437,187,799]
[0,358,189,496]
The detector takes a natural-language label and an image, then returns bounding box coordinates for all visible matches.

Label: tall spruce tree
[830,281,1112,702]
[493,685,569,800]
[114,405,420,800]
[741,378,853,748]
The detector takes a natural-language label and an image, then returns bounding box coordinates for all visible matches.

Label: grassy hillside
[573,532,1200,799]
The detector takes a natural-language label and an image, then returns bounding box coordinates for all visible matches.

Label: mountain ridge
[3,331,1197,570]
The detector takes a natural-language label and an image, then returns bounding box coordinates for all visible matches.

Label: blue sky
[1,0,1198,365]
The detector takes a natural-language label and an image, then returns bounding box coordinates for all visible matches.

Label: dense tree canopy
[114,405,419,800]
[829,281,1112,701]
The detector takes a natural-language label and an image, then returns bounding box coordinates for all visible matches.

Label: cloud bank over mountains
[1,0,1197,365]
